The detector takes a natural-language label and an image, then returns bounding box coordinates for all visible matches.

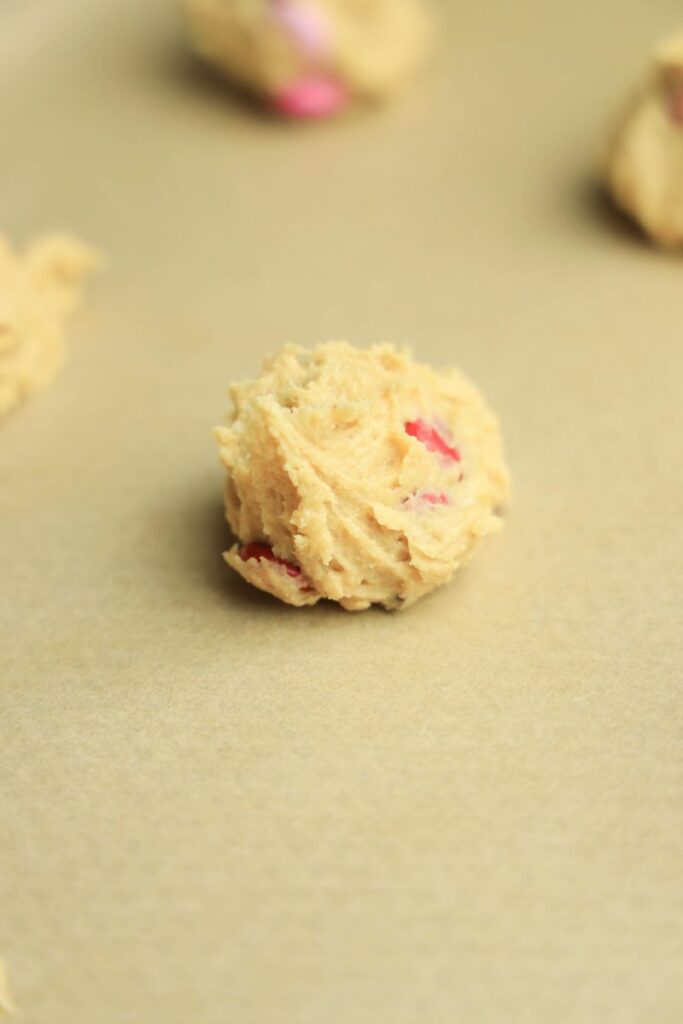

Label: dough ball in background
[604,30,683,247]
[184,0,433,119]
[215,342,509,612]
[0,234,97,420]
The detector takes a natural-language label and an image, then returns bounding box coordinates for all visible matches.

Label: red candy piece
[405,419,461,462]
[240,542,302,578]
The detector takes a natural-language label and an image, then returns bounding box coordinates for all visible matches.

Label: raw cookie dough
[604,30,683,246]
[184,0,432,118]
[215,342,509,611]
[0,234,95,419]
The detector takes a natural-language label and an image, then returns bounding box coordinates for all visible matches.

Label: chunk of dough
[605,31,683,246]
[0,234,96,419]
[184,0,432,118]
[215,341,509,611]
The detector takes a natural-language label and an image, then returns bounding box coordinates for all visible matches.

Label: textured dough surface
[184,0,431,106]
[0,234,95,419]
[215,342,509,611]
[604,31,683,246]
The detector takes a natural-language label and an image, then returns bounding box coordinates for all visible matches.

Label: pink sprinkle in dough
[270,0,330,56]
[272,74,348,119]
[403,490,451,511]
[240,542,313,590]
[405,418,462,463]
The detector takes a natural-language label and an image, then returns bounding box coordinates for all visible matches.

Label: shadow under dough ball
[184,0,432,118]
[604,30,683,246]
[214,342,510,612]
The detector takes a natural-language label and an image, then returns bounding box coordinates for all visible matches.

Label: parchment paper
[1,1,682,1021]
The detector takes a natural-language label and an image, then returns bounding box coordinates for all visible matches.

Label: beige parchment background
[1,1,682,1021]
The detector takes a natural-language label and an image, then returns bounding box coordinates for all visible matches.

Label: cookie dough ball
[184,0,432,118]
[215,342,509,611]
[0,234,96,419]
[605,31,683,246]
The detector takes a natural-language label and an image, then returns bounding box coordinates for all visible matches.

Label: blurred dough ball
[605,30,683,246]
[184,0,432,118]
[0,234,96,419]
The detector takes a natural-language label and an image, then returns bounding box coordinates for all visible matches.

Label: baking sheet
[1,1,682,1021]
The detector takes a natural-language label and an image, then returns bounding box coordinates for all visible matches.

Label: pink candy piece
[402,490,451,512]
[271,74,348,119]
[240,542,313,591]
[405,419,462,463]
[270,0,330,56]
[420,491,450,505]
